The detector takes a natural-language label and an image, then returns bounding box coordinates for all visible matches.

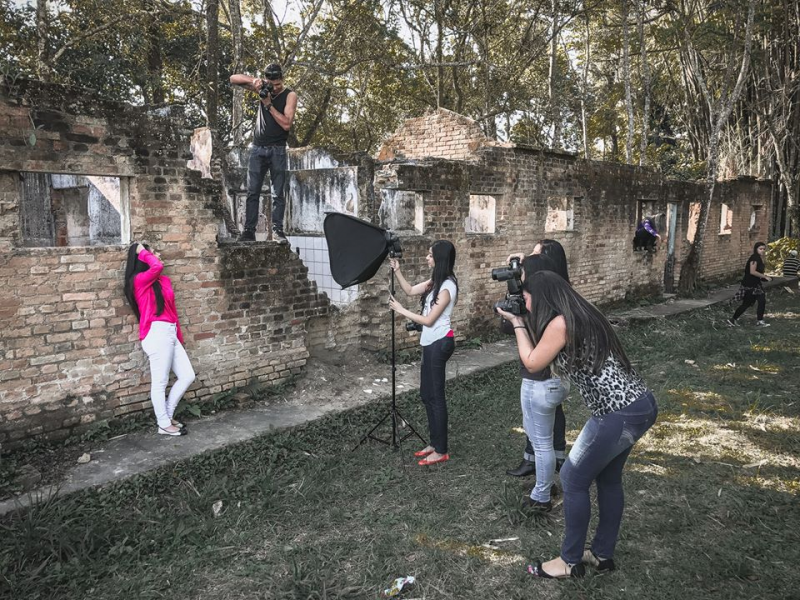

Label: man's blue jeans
[520,378,568,502]
[559,391,658,564]
[245,145,287,232]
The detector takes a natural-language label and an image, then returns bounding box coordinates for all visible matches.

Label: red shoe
[418,453,450,466]
[414,448,434,457]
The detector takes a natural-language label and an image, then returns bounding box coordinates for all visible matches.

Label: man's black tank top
[253,88,292,146]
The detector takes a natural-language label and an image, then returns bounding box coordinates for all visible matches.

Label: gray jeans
[520,378,569,502]
[245,145,287,232]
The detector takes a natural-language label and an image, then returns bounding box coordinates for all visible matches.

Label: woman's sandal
[418,453,449,466]
[413,447,434,457]
[171,419,185,429]
[527,560,585,579]
[158,426,187,437]
[582,549,616,573]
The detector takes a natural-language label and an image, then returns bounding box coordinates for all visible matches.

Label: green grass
[1,294,799,599]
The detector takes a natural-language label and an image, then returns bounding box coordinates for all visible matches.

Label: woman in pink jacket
[124,243,195,436]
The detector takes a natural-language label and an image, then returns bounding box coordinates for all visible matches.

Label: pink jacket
[133,249,184,344]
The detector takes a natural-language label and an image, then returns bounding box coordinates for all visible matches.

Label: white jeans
[141,321,196,429]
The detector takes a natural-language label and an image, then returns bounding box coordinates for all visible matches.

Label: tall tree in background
[637,0,651,166]
[621,0,634,163]
[205,0,220,129]
[228,0,244,145]
[677,0,757,292]
[36,0,49,81]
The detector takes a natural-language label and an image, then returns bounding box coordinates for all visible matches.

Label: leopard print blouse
[554,352,648,416]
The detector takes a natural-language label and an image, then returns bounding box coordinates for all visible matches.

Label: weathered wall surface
[0,80,328,449]
[373,110,772,310]
[0,88,772,449]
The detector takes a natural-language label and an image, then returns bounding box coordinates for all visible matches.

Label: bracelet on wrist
[514,325,526,330]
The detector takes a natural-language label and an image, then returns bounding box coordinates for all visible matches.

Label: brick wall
[0,84,773,449]
[0,80,329,449]
[365,112,772,344]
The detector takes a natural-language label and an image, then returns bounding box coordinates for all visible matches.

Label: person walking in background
[496,271,657,579]
[728,242,772,328]
[389,241,458,466]
[124,243,195,436]
[506,239,570,478]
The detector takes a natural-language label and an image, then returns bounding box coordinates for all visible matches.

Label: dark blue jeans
[559,391,658,564]
[420,336,455,454]
[245,145,287,232]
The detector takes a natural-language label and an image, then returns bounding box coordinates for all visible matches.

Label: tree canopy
[2,0,798,244]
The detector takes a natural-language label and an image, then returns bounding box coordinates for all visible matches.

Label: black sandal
[582,549,616,573]
[527,560,585,579]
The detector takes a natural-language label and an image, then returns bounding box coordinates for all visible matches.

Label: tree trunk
[621,0,634,164]
[547,0,560,148]
[206,0,220,130]
[637,0,650,166]
[36,0,50,81]
[581,13,590,160]
[229,0,244,146]
[678,0,756,293]
[146,7,164,105]
[434,0,444,108]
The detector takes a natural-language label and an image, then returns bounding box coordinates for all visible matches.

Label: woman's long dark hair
[124,243,164,321]
[535,239,570,284]
[749,241,766,274]
[421,240,458,309]
[523,271,632,374]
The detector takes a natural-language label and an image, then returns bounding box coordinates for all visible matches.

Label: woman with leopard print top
[496,271,657,580]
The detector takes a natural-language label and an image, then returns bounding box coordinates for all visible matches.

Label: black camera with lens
[405,321,423,333]
[258,80,274,99]
[491,257,527,315]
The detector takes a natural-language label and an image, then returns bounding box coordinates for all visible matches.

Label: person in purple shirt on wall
[633,216,662,251]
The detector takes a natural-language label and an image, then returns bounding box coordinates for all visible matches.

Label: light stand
[353,264,426,451]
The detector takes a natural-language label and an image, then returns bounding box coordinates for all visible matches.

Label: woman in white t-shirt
[389,240,458,466]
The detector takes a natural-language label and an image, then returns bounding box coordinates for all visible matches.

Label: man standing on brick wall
[230,63,298,244]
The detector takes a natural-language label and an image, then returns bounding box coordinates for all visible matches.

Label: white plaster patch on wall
[187,127,213,179]
[288,147,341,170]
[288,235,358,306]
[287,167,358,233]
[465,194,496,234]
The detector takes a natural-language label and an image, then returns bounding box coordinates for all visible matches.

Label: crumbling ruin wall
[0,80,328,449]
[308,111,772,351]
[0,87,773,449]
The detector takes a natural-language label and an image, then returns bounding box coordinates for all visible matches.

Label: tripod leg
[352,410,393,451]
[394,408,427,445]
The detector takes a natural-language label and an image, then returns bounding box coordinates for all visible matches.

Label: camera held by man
[258,80,274,98]
[492,257,527,316]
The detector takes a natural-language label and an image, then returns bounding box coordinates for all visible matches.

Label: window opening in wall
[465,194,496,234]
[379,189,424,234]
[687,202,701,243]
[635,199,659,227]
[545,196,576,232]
[719,203,733,234]
[19,173,129,248]
[749,205,763,232]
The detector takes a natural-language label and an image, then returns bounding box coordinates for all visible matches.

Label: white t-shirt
[420,279,457,347]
